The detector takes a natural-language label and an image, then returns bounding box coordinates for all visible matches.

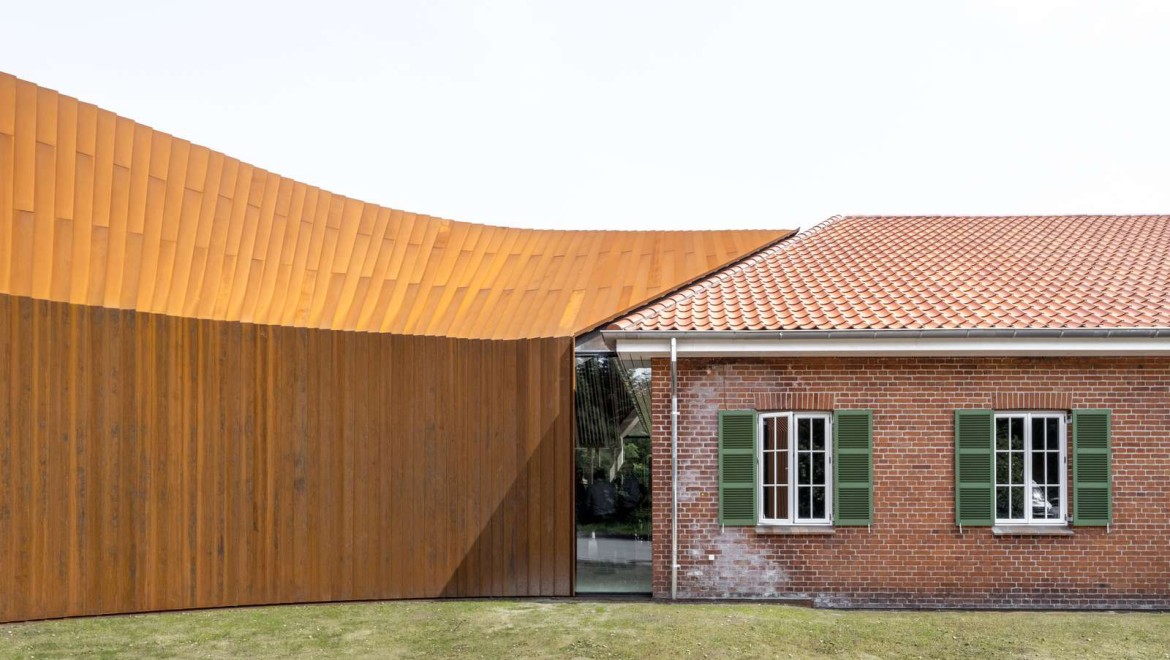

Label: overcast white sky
[4,1,1169,230]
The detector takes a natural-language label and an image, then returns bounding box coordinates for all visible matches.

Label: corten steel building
[0,72,790,622]
[607,215,1170,609]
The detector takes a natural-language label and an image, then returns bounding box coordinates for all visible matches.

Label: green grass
[2,600,1169,659]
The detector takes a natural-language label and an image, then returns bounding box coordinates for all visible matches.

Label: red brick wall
[650,356,1170,608]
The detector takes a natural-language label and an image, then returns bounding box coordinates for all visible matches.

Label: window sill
[755,525,835,535]
[992,525,1073,536]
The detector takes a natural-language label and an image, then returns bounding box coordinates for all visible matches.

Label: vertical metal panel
[0,293,575,623]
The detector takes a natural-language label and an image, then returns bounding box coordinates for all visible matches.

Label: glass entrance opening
[574,354,652,594]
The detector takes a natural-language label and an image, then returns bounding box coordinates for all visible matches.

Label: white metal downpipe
[670,337,679,600]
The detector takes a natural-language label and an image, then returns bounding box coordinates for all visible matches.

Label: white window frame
[757,411,833,526]
[993,411,1068,525]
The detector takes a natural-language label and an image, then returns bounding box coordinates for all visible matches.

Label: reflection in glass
[760,412,831,524]
[812,452,825,485]
[995,413,1064,523]
[575,355,652,593]
[812,487,826,519]
[811,418,825,450]
[1010,486,1025,519]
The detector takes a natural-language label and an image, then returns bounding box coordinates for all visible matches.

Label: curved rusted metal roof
[0,73,791,339]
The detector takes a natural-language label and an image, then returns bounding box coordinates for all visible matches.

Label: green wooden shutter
[718,410,757,526]
[955,410,994,526]
[833,410,873,526]
[1073,409,1112,526]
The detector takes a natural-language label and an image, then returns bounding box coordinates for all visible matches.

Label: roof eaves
[602,327,1170,340]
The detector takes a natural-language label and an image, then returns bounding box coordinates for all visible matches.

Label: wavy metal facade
[0,72,789,622]
[0,72,787,340]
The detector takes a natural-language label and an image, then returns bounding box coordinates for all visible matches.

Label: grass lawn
[2,600,1169,659]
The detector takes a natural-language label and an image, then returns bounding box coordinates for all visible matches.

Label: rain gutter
[603,327,1170,340]
[602,327,1170,358]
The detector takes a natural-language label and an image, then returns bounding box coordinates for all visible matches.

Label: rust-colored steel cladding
[0,72,788,340]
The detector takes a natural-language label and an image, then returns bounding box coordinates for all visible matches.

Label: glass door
[574,354,652,593]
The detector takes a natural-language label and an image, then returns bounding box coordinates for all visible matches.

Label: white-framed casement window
[758,412,832,525]
[994,412,1067,524]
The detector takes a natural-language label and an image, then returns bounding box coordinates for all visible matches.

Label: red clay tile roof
[611,215,1170,332]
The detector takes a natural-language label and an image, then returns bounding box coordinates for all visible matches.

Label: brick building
[604,216,1170,608]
